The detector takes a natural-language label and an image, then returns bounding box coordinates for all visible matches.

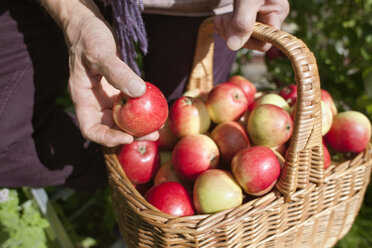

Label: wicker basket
[103,17,372,248]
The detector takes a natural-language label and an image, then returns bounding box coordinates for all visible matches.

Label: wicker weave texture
[105,144,371,247]
[104,18,372,248]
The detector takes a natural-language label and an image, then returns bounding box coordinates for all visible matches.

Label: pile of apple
[113,78,371,217]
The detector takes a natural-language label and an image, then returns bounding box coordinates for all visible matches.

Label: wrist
[38,0,104,45]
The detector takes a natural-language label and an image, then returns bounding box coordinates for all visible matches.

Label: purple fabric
[106,0,148,75]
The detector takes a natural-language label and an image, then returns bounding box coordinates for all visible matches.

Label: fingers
[86,123,134,147]
[74,104,134,147]
[243,38,272,52]
[215,0,290,52]
[245,0,289,52]
[226,0,264,51]
[135,131,160,142]
[79,27,146,98]
[259,0,290,29]
[98,55,146,98]
[85,52,146,98]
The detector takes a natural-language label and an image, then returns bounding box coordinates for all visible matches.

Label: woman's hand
[39,0,158,147]
[215,0,290,51]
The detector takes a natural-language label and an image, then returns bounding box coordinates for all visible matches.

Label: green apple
[193,169,243,214]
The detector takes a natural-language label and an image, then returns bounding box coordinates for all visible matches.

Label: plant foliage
[0,189,49,248]
[267,0,372,120]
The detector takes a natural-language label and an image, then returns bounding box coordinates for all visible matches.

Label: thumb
[97,54,146,98]
[226,0,264,51]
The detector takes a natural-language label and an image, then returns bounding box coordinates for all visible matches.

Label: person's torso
[143,0,233,16]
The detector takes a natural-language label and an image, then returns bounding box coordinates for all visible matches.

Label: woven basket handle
[188,17,324,200]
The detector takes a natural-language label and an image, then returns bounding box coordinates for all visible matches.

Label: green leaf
[362,67,372,97]
[79,237,97,248]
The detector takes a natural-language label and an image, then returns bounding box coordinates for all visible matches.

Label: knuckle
[84,39,106,63]
[80,128,91,141]
[233,17,252,34]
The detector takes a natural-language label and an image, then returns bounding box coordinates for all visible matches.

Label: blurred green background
[1,0,372,247]
[267,1,372,247]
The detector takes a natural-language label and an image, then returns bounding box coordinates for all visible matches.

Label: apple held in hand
[232,146,281,196]
[326,111,371,153]
[247,104,293,147]
[117,140,160,184]
[211,121,251,165]
[193,169,243,214]
[113,82,168,136]
[145,182,194,217]
[169,96,210,138]
[228,75,256,105]
[279,84,297,107]
[172,134,219,181]
[206,82,248,123]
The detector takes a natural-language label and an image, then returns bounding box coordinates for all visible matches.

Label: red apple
[117,140,160,184]
[193,169,243,214]
[145,182,194,217]
[326,111,371,153]
[247,104,293,147]
[255,93,291,112]
[154,161,183,186]
[279,84,297,107]
[206,82,248,123]
[158,119,178,150]
[231,146,281,196]
[321,101,333,136]
[172,134,219,181]
[321,89,338,116]
[211,121,251,165]
[169,96,210,138]
[323,143,331,169]
[113,82,168,136]
[228,75,256,105]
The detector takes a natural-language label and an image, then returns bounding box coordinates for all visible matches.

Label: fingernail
[127,79,146,97]
[227,35,242,51]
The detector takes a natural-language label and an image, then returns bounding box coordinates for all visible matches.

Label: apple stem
[138,146,147,155]
[120,99,127,105]
[234,92,240,100]
[210,153,217,165]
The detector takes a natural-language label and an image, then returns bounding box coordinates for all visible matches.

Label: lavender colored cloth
[105,0,148,75]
